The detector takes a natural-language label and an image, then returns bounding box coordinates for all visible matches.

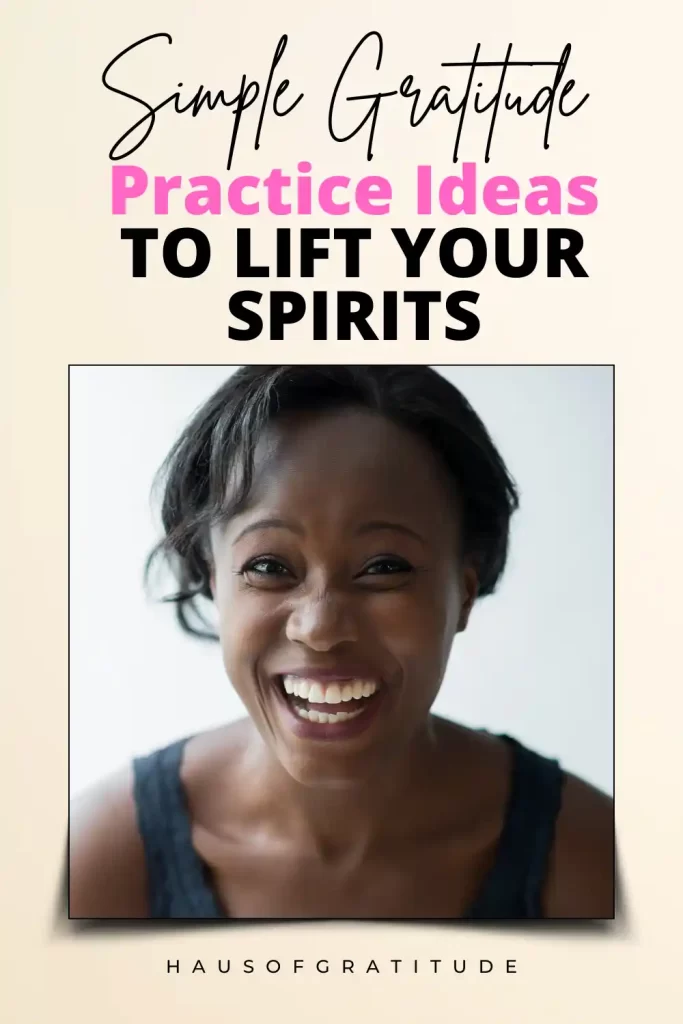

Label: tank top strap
[132,737,223,919]
[465,735,566,920]
[133,732,564,920]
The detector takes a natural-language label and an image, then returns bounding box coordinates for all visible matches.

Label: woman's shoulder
[68,723,248,919]
[440,721,614,918]
[490,729,614,918]
[543,768,614,917]
[69,762,148,918]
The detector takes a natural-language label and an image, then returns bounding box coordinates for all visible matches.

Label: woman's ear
[456,566,479,633]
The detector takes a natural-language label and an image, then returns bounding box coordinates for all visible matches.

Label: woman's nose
[285,590,359,651]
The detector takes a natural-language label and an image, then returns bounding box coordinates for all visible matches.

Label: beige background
[3,0,681,1019]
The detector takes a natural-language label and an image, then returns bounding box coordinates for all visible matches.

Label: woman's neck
[239,715,451,865]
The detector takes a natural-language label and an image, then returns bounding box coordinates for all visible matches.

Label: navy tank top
[132,734,565,919]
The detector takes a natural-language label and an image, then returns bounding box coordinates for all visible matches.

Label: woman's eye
[362,557,414,576]
[240,557,293,583]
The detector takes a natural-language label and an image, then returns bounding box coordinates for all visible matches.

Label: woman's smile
[268,670,389,742]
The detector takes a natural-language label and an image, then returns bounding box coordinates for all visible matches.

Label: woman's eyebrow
[356,520,427,544]
[232,518,427,546]
[233,517,304,544]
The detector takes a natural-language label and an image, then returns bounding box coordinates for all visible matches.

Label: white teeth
[308,682,325,704]
[283,676,378,705]
[295,706,366,724]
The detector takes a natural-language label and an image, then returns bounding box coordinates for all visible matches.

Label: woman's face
[210,407,477,788]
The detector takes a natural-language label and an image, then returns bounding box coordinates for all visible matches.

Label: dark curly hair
[146,365,519,639]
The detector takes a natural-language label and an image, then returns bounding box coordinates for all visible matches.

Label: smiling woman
[69,365,614,921]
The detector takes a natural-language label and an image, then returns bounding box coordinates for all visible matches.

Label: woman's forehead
[237,407,458,527]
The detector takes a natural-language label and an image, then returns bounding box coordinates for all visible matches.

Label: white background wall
[69,365,613,797]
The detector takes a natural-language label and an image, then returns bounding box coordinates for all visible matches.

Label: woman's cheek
[369,586,453,647]
[217,587,284,660]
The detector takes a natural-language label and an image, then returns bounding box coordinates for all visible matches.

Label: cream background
[3,0,681,1020]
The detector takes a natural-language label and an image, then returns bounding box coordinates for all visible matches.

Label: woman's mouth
[272,673,386,739]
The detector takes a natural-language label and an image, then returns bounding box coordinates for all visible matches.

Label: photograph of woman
[69,364,614,920]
